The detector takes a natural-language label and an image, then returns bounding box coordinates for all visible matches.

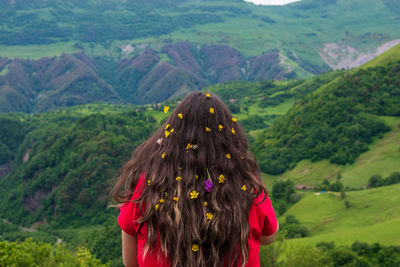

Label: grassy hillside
[263,116,400,189]
[258,45,400,187]
[253,57,400,175]
[284,183,400,246]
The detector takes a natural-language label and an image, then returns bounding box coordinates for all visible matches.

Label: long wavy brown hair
[112,91,267,267]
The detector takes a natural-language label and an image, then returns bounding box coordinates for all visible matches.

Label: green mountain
[253,44,400,176]
[254,45,400,191]
[1,0,400,109]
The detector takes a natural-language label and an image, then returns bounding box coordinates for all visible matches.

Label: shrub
[0,238,107,266]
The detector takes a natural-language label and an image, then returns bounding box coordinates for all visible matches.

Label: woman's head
[113,91,266,267]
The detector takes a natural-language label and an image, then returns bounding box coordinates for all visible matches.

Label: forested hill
[253,44,400,175]
[1,0,400,111]
[0,104,157,226]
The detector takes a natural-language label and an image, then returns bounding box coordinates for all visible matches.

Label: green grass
[284,183,400,246]
[261,172,276,190]
[0,42,80,60]
[143,109,168,124]
[42,102,137,117]
[288,217,400,247]
[340,116,400,188]
[262,159,342,187]
[260,116,400,189]
[231,98,296,124]
[262,98,296,115]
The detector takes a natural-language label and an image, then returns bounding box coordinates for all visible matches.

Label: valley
[1,0,400,265]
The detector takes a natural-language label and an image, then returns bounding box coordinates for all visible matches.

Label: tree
[368,174,384,188]
[386,171,400,185]
[329,181,343,192]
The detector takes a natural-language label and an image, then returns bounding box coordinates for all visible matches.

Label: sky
[244,0,302,5]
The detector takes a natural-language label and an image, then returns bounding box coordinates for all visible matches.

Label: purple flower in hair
[204,168,213,192]
[205,180,213,192]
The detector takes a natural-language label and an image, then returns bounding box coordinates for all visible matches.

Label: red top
[118,174,278,267]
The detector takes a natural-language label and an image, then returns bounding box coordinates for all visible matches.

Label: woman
[112,91,278,267]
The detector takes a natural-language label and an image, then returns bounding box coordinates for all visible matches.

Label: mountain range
[1,0,400,111]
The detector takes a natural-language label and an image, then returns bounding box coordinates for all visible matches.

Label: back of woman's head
[113,91,266,267]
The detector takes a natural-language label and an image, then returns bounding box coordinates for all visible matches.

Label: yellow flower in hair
[218,125,223,131]
[231,128,235,135]
[178,113,183,119]
[186,143,193,150]
[206,92,211,98]
[226,153,231,159]
[204,201,208,206]
[155,204,159,211]
[196,175,199,180]
[241,185,247,191]
[170,128,174,133]
[232,117,237,122]
[205,127,211,132]
[192,244,199,252]
[206,212,213,220]
[162,152,166,158]
[164,106,169,113]
[176,176,182,182]
[190,190,199,199]
[173,197,179,202]
[218,174,225,184]
[165,130,170,138]
[210,107,215,114]
[159,199,165,203]
[147,180,151,186]
[165,124,170,130]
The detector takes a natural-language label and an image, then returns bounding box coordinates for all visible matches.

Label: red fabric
[118,174,278,267]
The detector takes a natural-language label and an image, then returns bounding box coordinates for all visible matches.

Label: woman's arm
[122,229,139,267]
[260,222,279,246]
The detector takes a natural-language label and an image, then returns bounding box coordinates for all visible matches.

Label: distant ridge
[1,0,400,108]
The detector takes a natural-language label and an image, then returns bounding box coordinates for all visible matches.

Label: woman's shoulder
[249,189,275,221]
[249,188,278,236]
[252,188,269,203]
